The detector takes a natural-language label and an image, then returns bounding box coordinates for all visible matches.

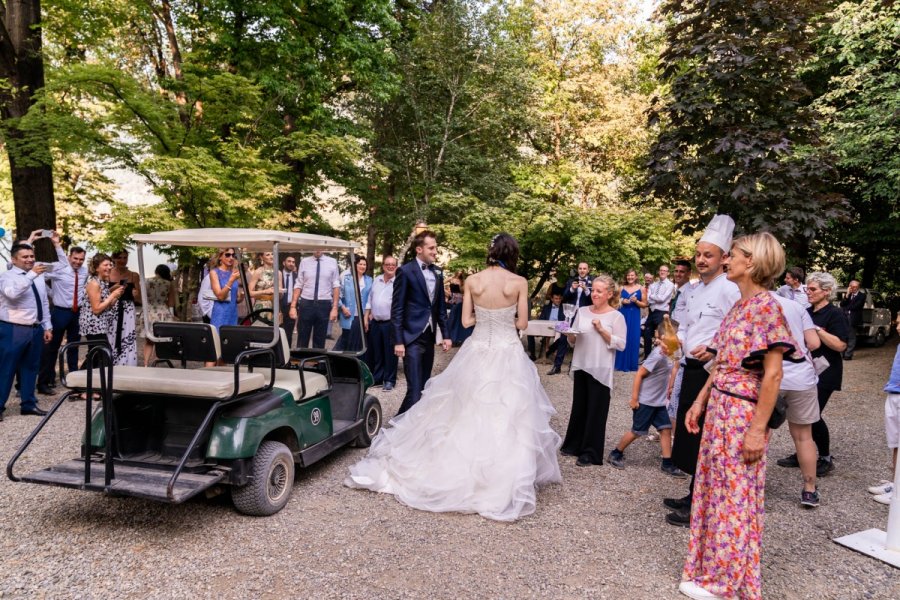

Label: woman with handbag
[678,232,800,600]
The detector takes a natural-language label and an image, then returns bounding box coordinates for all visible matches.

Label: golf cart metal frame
[7,228,382,516]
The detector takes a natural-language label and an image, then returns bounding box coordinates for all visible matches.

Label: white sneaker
[874,491,893,505]
[867,481,893,495]
[679,581,721,599]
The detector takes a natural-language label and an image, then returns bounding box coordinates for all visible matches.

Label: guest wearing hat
[663,215,741,528]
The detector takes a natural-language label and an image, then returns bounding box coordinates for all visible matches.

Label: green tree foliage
[342,0,532,263]
[644,0,846,253]
[32,0,398,251]
[808,0,900,289]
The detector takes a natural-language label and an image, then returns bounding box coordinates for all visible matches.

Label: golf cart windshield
[132,228,367,357]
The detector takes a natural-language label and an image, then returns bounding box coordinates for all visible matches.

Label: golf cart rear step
[20,460,227,503]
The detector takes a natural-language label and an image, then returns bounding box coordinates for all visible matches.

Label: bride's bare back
[461,266,529,330]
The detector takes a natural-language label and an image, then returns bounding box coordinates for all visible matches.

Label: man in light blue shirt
[0,243,53,420]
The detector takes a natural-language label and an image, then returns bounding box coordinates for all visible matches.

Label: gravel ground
[1,340,898,599]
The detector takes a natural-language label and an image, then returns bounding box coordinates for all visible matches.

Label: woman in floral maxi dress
[680,232,800,600]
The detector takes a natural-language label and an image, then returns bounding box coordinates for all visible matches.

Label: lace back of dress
[470,304,519,348]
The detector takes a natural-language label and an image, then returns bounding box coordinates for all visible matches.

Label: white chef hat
[699,214,735,252]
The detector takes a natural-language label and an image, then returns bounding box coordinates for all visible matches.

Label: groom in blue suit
[392,230,451,415]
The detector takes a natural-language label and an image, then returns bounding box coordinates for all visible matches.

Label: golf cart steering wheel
[242,308,275,326]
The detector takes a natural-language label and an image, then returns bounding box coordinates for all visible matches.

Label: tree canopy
[0,0,898,300]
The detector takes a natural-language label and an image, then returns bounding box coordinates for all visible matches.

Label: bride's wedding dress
[345,304,562,521]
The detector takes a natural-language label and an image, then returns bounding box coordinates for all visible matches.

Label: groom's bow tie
[421,263,433,271]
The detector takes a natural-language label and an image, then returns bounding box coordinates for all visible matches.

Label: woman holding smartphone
[78,254,125,375]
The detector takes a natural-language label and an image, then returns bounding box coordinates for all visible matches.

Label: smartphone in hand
[42,229,54,238]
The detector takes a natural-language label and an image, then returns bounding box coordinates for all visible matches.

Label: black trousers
[280,303,298,347]
[397,329,436,415]
[561,370,611,464]
[642,309,668,358]
[297,299,331,349]
[39,306,81,384]
[811,386,836,457]
[670,359,709,475]
[367,320,398,385]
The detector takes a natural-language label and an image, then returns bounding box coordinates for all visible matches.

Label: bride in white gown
[345,234,562,521]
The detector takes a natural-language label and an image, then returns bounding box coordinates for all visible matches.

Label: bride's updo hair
[486,233,519,274]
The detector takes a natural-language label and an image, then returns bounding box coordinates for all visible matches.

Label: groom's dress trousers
[392,258,448,415]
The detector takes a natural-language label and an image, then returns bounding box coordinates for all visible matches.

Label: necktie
[30,278,43,323]
[670,288,680,313]
[313,258,321,300]
[73,269,79,312]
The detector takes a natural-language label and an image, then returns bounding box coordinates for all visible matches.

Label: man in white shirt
[771,292,822,507]
[364,255,399,391]
[643,264,675,359]
[0,243,53,420]
[37,231,87,393]
[288,251,340,348]
[774,266,810,308]
[665,215,741,527]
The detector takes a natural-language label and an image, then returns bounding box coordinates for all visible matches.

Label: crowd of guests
[0,231,176,417]
[1,221,893,600]
[539,214,891,600]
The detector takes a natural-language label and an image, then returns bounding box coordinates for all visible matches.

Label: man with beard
[664,215,741,527]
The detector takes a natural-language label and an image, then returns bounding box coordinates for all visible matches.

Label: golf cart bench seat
[204,367,329,402]
[67,366,267,399]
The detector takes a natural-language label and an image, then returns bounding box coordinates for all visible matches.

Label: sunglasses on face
[223,252,235,258]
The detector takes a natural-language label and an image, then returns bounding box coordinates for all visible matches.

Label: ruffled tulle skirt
[345,338,562,521]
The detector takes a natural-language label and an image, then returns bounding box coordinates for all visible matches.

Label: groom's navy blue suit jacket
[391,260,449,346]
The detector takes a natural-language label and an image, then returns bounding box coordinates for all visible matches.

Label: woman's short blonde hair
[592,274,620,309]
[730,232,785,288]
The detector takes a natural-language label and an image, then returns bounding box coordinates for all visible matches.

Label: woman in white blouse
[560,275,627,466]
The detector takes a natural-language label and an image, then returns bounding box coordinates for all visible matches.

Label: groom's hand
[441,339,452,352]
[394,344,405,358]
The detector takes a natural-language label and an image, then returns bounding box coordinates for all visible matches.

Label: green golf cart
[7,228,382,516]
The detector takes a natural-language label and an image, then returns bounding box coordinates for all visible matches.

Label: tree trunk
[365,208,377,274]
[1,0,55,258]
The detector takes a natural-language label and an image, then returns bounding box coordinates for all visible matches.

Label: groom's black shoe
[663,495,691,510]
[547,366,561,375]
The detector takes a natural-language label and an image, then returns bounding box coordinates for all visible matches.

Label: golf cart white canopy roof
[132,228,360,252]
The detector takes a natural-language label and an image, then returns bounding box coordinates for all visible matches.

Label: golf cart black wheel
[873,329,886,347]
[241,308,275,326]
[353,395,382,448]
[232,441,295,516]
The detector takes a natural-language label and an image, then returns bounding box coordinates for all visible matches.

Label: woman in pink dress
[679,232,800,600]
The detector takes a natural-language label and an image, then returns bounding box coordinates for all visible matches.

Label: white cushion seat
[67,366,267,399]
[204,367,328,401]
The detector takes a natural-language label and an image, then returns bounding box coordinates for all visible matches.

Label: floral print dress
[253,268,275,312]
[682,292,798,600]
